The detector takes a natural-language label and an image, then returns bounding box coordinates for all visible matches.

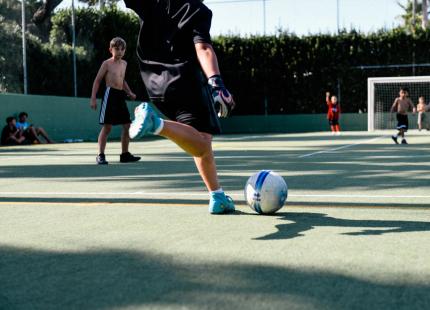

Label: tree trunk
[423,0,428,29]
[32,0,63,24]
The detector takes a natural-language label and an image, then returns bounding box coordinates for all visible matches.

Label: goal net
[367,76,430,131]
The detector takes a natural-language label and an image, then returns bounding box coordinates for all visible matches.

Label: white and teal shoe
[209,192,235,214]
[129,102,162,139]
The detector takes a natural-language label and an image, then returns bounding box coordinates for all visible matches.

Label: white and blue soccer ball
[244,170,288,214]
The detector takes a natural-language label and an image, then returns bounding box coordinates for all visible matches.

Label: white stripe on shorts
[99,87,110,124]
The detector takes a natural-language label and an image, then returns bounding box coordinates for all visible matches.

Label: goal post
[367,76,430,131]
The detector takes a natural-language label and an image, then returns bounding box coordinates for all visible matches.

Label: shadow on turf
[3,197,430,210]
[3,196,430,242]
[1,140,430,192]
[0,148,54,153]
[215,134,382,142]
[1,246,429,310]
[255,212,430,240]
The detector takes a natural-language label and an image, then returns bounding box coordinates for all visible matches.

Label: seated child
[1,116,25,146]
[16,112,54,144]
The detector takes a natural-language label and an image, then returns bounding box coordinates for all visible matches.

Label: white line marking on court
[0,191,208,196]
[290,194,430,199]
[0,155,290,162]
[1,191,430,199]
[298,135,387,158]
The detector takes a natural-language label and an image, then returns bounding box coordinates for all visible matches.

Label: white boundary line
[1,191,430,199]
[298,135,387,158]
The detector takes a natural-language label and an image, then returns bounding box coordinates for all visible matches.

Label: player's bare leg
[96,124,112,164]
[158,121,232,213]
[330,125,336,135]
[36,127,54,143]
[392,130,400,144]
[160,121,213,158]
[130,103,234,213]
[28,127,41,144]
[193,145,220,192]
[120,123,140,163]
[400,129,408,144]
[156,121,219,189]
[121,124,130,154]
[98,124,112,155]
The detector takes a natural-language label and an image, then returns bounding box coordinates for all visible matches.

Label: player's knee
[195,148,210,158]
[103,125,112,134]
[195,137,213,158]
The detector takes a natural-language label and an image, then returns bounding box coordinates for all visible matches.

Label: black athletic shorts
[329,118,339,126]
[99,87,131,125]
[151,79,221,135]
[396,113,408,131]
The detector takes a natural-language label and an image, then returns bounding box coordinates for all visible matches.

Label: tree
[0,0,41,92]
[33,0,117,24]
[397,0,430,32]
[423,0,428,28]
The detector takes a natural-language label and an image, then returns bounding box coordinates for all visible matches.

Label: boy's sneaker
[401,139,408,145]
[129,102,162,139]
[120,152,141,163]
[96,153,108,165]
[391,135,399,144]
[209,192,235,214]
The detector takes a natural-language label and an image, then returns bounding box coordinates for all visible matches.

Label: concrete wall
[220,113,366,133]
[0,93,367,142]
[0,93,141,142]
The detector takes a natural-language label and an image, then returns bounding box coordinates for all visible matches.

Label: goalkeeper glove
[208,75,236,118]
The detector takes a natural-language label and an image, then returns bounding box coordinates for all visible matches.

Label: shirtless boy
[90,37,140,164]
[417,96,430,131]
[390,87,416,144]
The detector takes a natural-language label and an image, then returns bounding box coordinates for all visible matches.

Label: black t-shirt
[124,0,213,99]
[1,125,17,145]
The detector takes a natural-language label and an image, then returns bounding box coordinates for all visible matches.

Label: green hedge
[4,5,430,115]
[214,30,430,115]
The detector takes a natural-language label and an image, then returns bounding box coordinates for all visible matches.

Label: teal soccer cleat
[209,192,235,214]
[129,102,162,139]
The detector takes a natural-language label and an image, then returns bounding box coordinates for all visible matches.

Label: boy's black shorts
[23,127,37,141]
[396,113,408,131]
[151,82,221,135]
[329,118,339,126]
[99,87,131,125]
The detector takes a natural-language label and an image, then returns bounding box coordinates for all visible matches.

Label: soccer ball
[244,170,288,214]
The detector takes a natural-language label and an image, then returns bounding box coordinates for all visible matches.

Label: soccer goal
[367,76,430,131]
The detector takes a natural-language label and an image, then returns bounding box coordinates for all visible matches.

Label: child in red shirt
[326,92,341,135]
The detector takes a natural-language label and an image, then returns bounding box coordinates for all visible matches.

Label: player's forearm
[123,80,132,95]
[91,80,100,99]
[195,43,220,78]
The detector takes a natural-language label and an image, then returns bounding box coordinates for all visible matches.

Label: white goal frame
[367,76,430,131]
